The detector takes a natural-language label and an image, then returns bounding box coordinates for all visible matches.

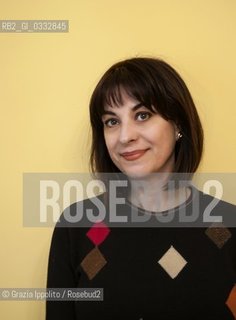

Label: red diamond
[86,221,110,246]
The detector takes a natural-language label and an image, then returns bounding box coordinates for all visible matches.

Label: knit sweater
[46,188,236,319]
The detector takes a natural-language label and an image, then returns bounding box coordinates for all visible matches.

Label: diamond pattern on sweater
[80,246,107,280]
[226,284,236,318]
[205,222,231,249]
[86,221,110,246]
[158,245,187,279]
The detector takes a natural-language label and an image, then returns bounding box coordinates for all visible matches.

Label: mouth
[120,149,148,161]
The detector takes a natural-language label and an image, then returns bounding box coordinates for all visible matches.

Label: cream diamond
[158,245,187,279]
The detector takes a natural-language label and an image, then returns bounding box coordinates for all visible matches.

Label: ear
[174,123,182,141]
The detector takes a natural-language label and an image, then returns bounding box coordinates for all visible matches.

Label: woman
[46,57,236,319]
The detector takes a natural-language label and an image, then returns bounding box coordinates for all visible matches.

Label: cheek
[162,122,176,139]
[148,124,176,150]
[104,133,116,155]
[148,124,175,139]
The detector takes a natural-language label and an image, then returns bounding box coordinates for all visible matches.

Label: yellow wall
[0,0,236,319]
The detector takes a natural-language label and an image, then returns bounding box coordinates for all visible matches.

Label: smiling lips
[121,149,148,161]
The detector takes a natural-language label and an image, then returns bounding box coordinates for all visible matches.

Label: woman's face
[102,91,179,178]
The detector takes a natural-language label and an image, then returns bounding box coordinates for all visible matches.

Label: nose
[119,121,138,144]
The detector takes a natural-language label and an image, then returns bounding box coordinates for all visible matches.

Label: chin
[121,165,173,181]
[122,168,153,180]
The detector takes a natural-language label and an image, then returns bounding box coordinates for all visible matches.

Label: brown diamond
[205,223,232,249]
[80,246,107,280]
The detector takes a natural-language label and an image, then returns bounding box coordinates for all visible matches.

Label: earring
[177,132,183,140]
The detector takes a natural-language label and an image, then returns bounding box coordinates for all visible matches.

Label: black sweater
[46,188,236,319]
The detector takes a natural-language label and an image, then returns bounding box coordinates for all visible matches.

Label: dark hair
[89,57,203,174]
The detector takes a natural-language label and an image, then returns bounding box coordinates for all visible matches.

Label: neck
[128,173,191,212]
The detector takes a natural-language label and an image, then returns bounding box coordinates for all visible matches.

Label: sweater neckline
[125,185,198,216]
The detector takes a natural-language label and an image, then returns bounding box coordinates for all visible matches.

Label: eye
[104,118,119,128]
[136,112,152,121]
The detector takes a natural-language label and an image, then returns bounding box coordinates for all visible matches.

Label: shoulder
[195,187,236,230]
[197,187,236,213]
[48,193,111,267]
[49,193,109,248]
[55,193,107,228]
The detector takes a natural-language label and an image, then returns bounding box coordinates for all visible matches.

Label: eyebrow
[102,102,144,116]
